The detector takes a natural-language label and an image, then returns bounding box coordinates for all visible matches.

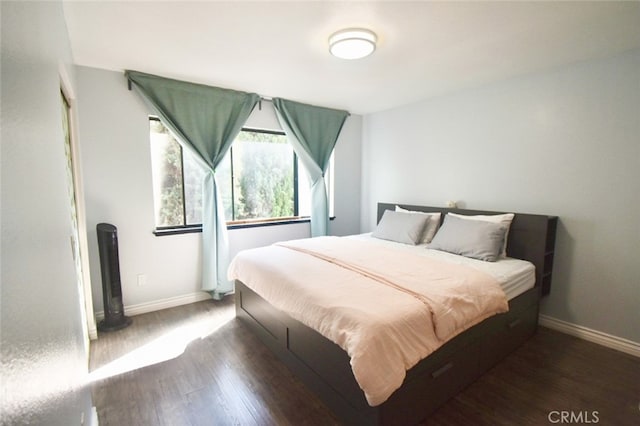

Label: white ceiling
[63,1,640,115]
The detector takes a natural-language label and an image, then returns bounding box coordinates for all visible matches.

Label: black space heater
[96,223,132,332]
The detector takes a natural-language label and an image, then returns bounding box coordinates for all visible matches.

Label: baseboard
[95,291,212,321]
[90,406,99,426]
[539,315,640,358]
[88,324,98,340]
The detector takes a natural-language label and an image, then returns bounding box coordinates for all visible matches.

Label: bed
[230,203,558,425]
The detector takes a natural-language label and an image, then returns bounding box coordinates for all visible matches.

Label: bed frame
[235,203,558,425]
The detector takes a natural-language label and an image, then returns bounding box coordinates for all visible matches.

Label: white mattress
[350,233,535,300]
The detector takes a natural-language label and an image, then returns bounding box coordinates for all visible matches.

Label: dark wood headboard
[377,203,558,296]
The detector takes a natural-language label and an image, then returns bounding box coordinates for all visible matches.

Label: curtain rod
[127,77,272,104]
[127,78,348,115]
[127,77,271,100]
[257,97,350,116]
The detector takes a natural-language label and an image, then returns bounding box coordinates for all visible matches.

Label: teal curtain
[273,98,349,237]
[126,70,259,299]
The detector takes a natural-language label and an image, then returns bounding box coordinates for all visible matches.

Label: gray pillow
[372,210,430,245]
[427,214,507,262]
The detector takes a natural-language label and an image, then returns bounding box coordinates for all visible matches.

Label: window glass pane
[182,148,206,225]
[215,151,233,220]
[233,131,294,220]
[297,163,311,217]
[150,119,337,230]
[149,119,184,227]
[296,152,334,218]
[328,153,335,217]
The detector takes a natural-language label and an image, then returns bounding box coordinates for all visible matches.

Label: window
[149,118,205,227]
[149,117,331,231]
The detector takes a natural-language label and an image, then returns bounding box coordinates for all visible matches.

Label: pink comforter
[228,236,508,406]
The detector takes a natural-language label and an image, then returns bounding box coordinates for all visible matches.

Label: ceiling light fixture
[329,28,377,60]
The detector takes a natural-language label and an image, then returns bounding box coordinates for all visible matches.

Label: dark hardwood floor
[90,297,640,425]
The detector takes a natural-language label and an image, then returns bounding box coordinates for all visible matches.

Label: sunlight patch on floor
[88,310,233,382]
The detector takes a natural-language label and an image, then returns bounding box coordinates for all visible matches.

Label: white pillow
[395,205,442,244]
[447,212,514,257]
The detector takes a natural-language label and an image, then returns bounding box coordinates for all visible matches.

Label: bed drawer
[479,303,538,371]
[382,339,481,426]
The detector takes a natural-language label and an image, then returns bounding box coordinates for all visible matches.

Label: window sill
[153,225,203,237]
[152,216,335,237]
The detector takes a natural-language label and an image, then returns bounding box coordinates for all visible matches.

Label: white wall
[75,66,362,314]
[0,1,94,424]
[361,49,640,343]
